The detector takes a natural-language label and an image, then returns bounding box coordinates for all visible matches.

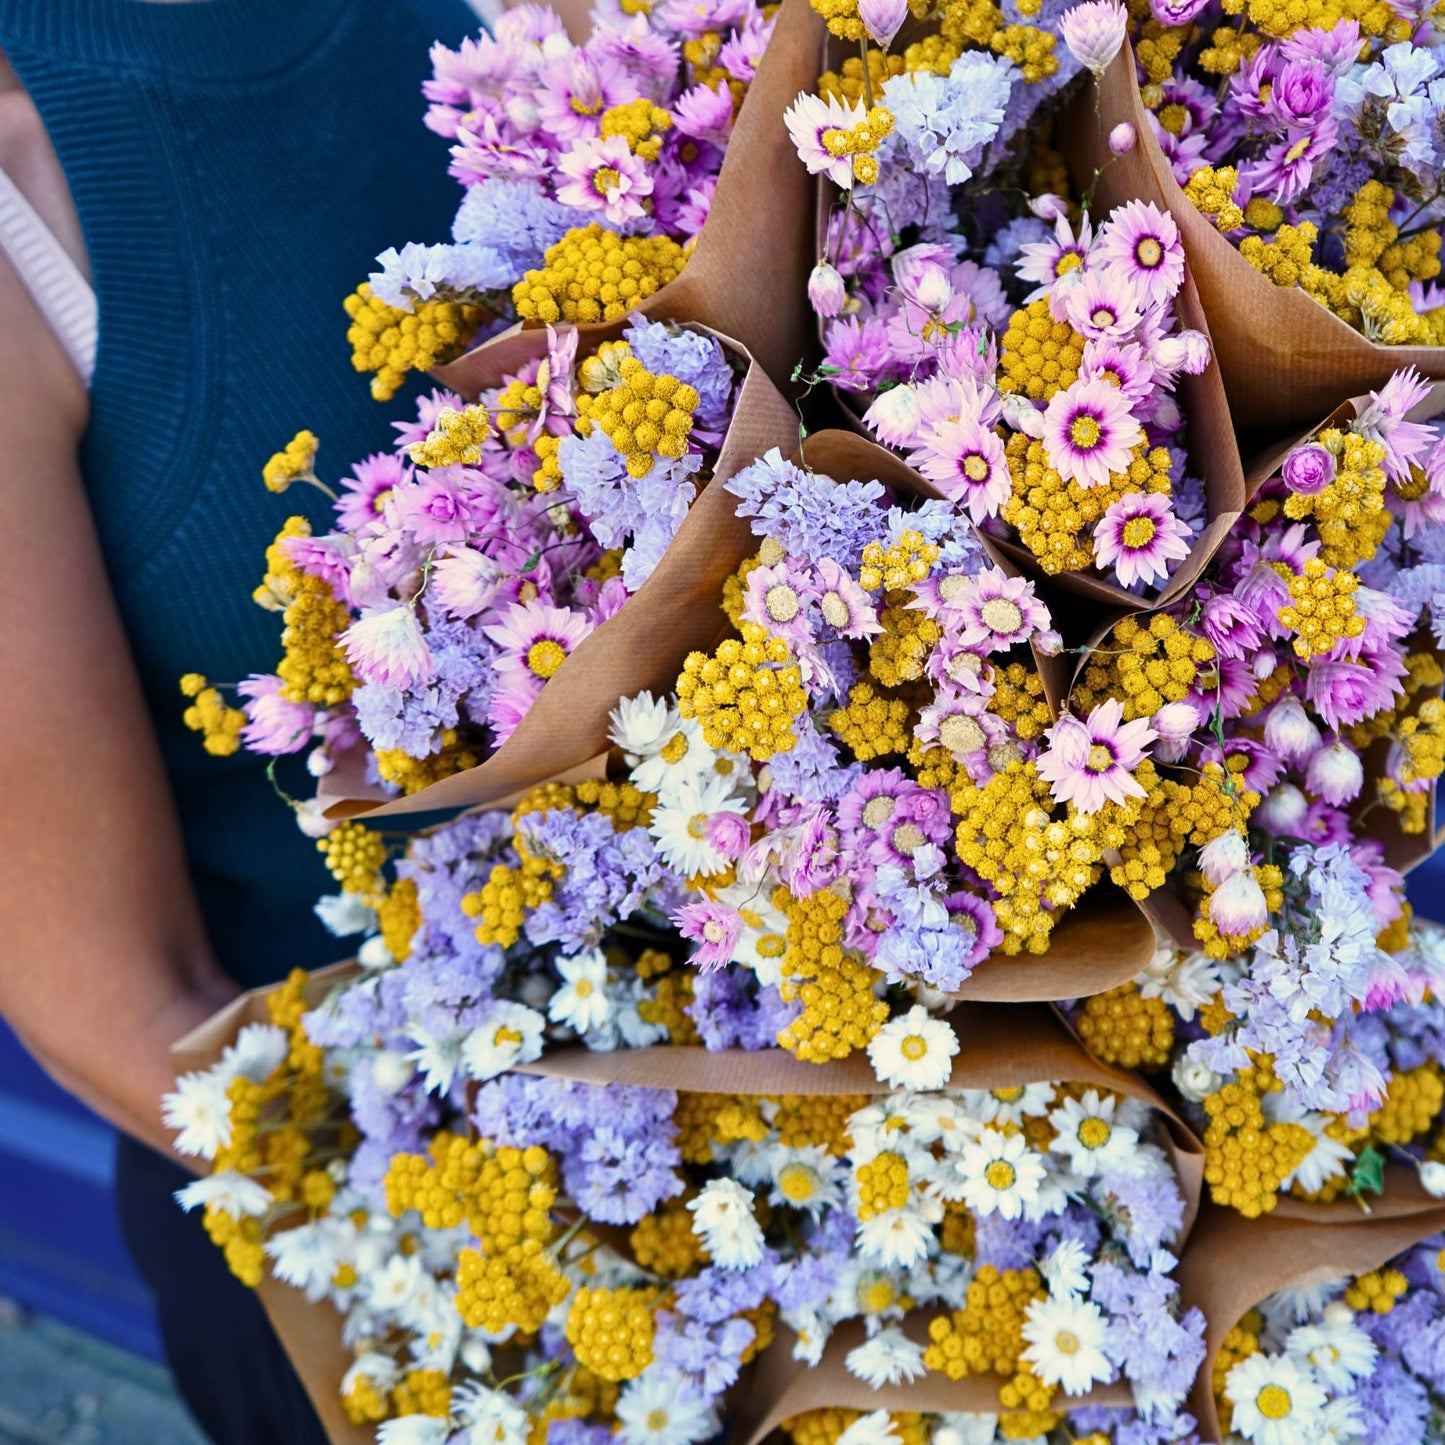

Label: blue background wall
[0,858,1442,1363]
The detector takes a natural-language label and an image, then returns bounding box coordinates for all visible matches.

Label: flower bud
[371,1050,413,1096]
[1000,391,1047,438]
[358,935,394,970]
[1152,330,1211,375]
[1108,122,1135,154]
[1210,868,1269,936]
[1198,828,1249,886]
[857,0,908,45]
[1153,698,1203,739]
[1282,442,1336,496]
[1263,695,1320,763]
[1306,739,1364,805]
[1059,0,1128,76]
[1254,783,1309,838]
[1173,1053,1222,1102]
[807,260,847,319]
[863,384,923,448]
[1034,628,1064,657]
[1422,1161,1445,1199]
[294,796,337,834]
[1028,193,1069,221]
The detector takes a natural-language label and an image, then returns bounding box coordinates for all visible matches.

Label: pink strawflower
[1096,200,1185,309]
[785,90,865,189]
[1043,377,1143,489]
[390,471,493,547]
[1281,442,1335,495]
[1037,698,1156,813]
[808,260,847,319]
[1306,653,1405,731]
[705,811,752,861]
[341,604,437,689]
[532,325,579,442]
[911,413,1012,522]
[1094,492,1191,589]
[742,561,817,650]
[1064,268,1143,342]
[483,600,594,743]
[557,135,654,225]
[950,567,1051,651]
[1151,329,1210,376]
[337,452,410,534]
[1209,868,1268,936]
[1390,433,1445,538]
[671,82,735,145]
[1357,367,1438,484]
[1262,694,1320,763]
[237,675,314,755]
[1199,593,1265,660]
[1108,121,1136,154]
[1059,0,1128,75]
[886,262,976,364]
[535,50,638,145]
[1240,120,1338,205]
[857,0,907,45]
[428,546,506,619]
[675,899,744,972]
[1305,739,1364,805]
[826,316,894,393]
[916,689,1007,773]
[865,385,925,448]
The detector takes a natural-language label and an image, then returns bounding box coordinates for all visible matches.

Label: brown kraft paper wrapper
[170,964,371,1445]
[1177,1186,1445,1443]
[434,0,824,397]
[1075,45,1445,433]
[318,334,799,820]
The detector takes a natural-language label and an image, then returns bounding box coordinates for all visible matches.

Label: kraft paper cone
[1079,45,1445,433]
[520,999,1204,1233]
[1177,1189,1445,1443]
[727,1320,1131,1445]
[319,340,799,820]
[434,0,824,396]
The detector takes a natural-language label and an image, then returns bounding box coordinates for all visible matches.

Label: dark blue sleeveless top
[0,0,479,985]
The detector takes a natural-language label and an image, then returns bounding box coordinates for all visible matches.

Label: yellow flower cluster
[1344,181,1441,292]
[924,1264,1046,1379]
[809,0,866,41]
[1211,1316,1261,1435]
[676,622,809,761]
[577,356,699,478]
[859,528,941,592]
[1202,1056,1315,1217]
[1073,613,1217,721]
[1195,23,1261,76]
[775,886,889,1061]
[988,660,1054,741]
[1369,1062,1445,1146]
[673,1091,768,1163]
[462,848,566,949]
[600,97,673,161]
[1346,1267,1409,1313]
[1381,697,1445,832]
[996,298,1085,401]
[343,282,480,402]
[821,104,894,186]
[1285,428,1389,569]
[1239,221,1317,289]
[772,1093,870,1154]
[868,598,942,687]
[376,876,422,963]
[636,965,701,1044]
[855,1150,911,1220]
[407,403,494,469]
[456,1241,570,1333]
[1075,981,1175,1069]
[1183,165,1244,233]
[1277,557,1366,659]
[179,673,246,757]
[374,730,484,795]
[566,1287,658,1381]
[512,224,686,326]
[391,1370,451,1419]
[261,429,320,494]
[630,1198,709,1277]
[1002,434,1174,575]
[317,820,388,901]
[830,678,914,760]
[1194,862,1283,959]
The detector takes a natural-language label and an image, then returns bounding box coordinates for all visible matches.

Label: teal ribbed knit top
[0,0,479,986]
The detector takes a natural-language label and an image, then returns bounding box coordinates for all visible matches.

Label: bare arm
[0,112,238,1160]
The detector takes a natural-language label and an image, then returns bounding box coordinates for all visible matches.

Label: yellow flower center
[687,812,709,839]
[574,978,594,998]
[980,597,1024,634]
[495,1025,523,1047]
[371,488,393,514]
[985,1159,1017,1190]
[703,920,728,943]
[1136,238,1163,268]
[940,713,987,755]
[937,574,970,601]
[1398,464,1431,501]
[1070,414,1102,449]
[660,731,690,763]
[820,590,851,628]
[592,165,622,196]
[891,822,926,855]
[765,583,801,622]
[1086,743,1115,773]
[991,1086,1025,1102]
[1055,1330,1081,1356]
[572,95,606,117]
[901,1034,929,1061]
[646,1410,670,1431]
[963,453,990,482]
[1078,1117,1112,1149]
[1121,516,1158,549]
[1256,1385,1292,1420]
[1285,136,1310,163]
[778,1163,820,1201]
[1091,306,1116,327]
[861,1278,897,1312]
[861,795,897,828]
[1055,251,1083,277]
[527,639,568,678]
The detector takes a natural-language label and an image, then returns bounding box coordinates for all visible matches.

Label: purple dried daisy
[1043,377,1143,489]
[1095,200,1186,309]
[1094,492,1192,589]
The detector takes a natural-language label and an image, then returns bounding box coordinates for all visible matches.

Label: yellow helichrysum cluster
[1194,861,1284,959]
[261,429,320,494]
[775,885,889,1061]
[996,298,1085,402]
[630,1198,710,1277]
[376,876,422,963]
[391,1370,451,1419]
[924,1264,1047,1379]
[858,528,940,591]
[1343,180,1442,294]
[1284,428,1390,569]
[577,356,699,478]
[1210,1314,1262,1435]
[868,598,942,687]
[855,1150,911,1219]
[343,281,481,403]
[512,224,686,325]
[1381,697,1445,832]
[1369,1062,1445,1146]
[1075,980,1175,1069]
[251,517,355,707]
[772,1093,870,1154]
[1201,1055,1314,1217]
[821,104,894,186]
[1276,557,1366,659]
[1071,613,1217,722]
[179,673,245,757]
[1346,1267,1410,1313]
[565,1286,658,1381]
[1238,221,1317,289]
[600,97,672,161]
[1195,22,1261,76]
[407,403,494,469]
[675,621,809,760]
[374,729,484,796]
[461,849,565,949]
[809,0,865,40]
[831,678,914,761]
[455,1240,571,1333]
[317,819,389,902]
[672,1091,768,1163]
[1183,165,1245,233]
[637,964,702,1044]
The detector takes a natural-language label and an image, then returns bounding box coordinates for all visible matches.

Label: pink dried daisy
[1095,200,1185,309]
[951,567,1052,652]
[1037,698,1156,813]
[813,558,882,640]
[1042,377,1143,489]
[1016,212,1094,302]
[1063,268,1143,342]
[535,50,638,145]
[675,899,744,972]
[237,674,314,755]
[337,452,410,534]
[785,90,865,190]
[484,600,593,689]
[1078,337,1154,405]
[1094,492,1191,589]
[557,135,654,226]
[911,414,1011,523]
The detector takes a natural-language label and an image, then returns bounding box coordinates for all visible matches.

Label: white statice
[358,933,395,969]
[952,1127,1046,1219]
[1422,1159,1445,1197]
[1048,1090,1140,1178]
[1224,1352,1329,1445]
[1021,1294,1114,1396]
[1137,943,1220,1021]
[548,948,613,1033]
[836,1410,900,1445]
[614,1370,719,1445]
[1173,1051,1222,1102]
[867,1005,959,1089]
[452,1381,528,1445]
[767,1144,846,1219]
[845,1327,927,1387]
[175,1169,274,1219]
[460,1002,545,1082]
[162,1070,234,1159]
[687,1179,764,1269]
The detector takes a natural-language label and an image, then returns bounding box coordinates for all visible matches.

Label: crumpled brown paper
[433,0,823,396]
[1078,45,1445,432]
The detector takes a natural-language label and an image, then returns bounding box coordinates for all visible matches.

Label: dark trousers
[113,1135,330,1445]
